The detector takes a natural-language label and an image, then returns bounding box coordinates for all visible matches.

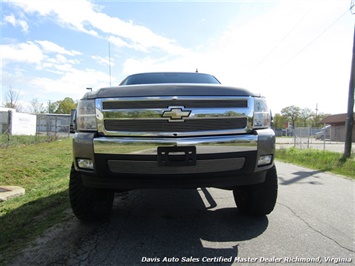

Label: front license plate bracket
[157,146,196,167]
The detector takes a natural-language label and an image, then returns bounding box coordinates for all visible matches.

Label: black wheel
[69,163,114,222]
[233,165,278,216]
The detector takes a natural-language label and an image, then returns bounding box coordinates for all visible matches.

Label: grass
[276,147,355,179]
[0,138,73,265]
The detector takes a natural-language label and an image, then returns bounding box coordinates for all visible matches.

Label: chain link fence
[36,114,71,137]
[276,126,354,154]
[293,127,327,149]
[0,111,71,147]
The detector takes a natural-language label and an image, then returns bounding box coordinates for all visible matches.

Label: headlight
[76,100,97,131]
[253,97,271,129]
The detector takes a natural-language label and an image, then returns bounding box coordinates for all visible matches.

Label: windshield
[119,72,221,85]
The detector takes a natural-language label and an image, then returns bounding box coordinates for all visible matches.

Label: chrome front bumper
[91,135,258,175]
[73,131,274,188]
[93,134,257,155]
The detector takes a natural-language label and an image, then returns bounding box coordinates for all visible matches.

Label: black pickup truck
[70,72,277,221]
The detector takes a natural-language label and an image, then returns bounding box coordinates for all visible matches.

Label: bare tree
[30,98,45,114]
[4,86,22,112]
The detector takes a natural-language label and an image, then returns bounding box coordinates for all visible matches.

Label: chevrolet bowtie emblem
[162,107,191,121]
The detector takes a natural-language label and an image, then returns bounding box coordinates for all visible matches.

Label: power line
[262,6,352,81]
[284,8,350,65]
[251,8,312,72]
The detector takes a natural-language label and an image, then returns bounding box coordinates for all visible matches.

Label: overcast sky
[1,0,354,114]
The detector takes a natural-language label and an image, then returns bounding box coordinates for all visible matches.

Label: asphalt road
[11,162,354,265]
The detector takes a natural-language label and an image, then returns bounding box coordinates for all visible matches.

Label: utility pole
[344,21,355,158]
[108,41,112,86]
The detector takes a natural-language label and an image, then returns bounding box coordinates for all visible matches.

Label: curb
[0,186,26,202]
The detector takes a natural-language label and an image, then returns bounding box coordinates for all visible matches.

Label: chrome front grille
[96,96,254,137]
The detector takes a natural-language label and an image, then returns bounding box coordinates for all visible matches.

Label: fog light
[258,155,272,166]
[77,159,94,170]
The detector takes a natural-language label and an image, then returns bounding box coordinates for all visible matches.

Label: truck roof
[119,72,221,85]
[83,72,257,99]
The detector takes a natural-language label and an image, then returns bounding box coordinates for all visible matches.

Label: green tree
[55,97,77,114]
[299,107,314,127]
[281,105,300,129]
[273,113,288,129]
[47,100,58,114]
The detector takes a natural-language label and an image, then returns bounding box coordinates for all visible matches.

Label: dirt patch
[8,209,100,265]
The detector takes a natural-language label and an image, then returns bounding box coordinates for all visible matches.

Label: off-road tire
[69,163,114,222]
[233,165,278,216]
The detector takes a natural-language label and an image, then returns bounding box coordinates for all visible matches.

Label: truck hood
[84,84,257,99]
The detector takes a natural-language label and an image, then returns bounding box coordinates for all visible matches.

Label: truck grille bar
[103,99,248,109]
[104,118,247,132]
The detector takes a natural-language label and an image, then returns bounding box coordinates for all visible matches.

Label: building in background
[319,113,355,142]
